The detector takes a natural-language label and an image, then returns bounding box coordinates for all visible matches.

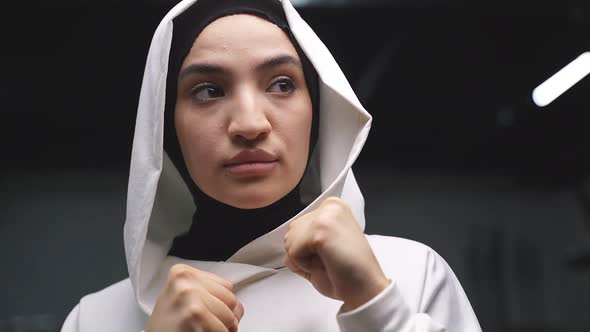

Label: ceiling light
[532,52,590,107]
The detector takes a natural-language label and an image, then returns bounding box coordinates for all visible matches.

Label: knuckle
[226,293,238,309]
[313,213,333,232]
[322,196,343,207]
[324,196,340,203]
[186,303,208,320]
[319,197,352,219]
[169,283,196,308]
[169,264,193,280]
[222,279,234,292]
[310,229,327,249]
[174,284,193,299]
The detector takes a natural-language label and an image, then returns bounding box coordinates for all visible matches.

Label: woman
[62,0,481,331]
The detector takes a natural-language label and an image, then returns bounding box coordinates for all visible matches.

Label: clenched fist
[284,197,391,312]
[146,264,244,332]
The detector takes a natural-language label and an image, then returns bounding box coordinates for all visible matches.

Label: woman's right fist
[146,264,244,332]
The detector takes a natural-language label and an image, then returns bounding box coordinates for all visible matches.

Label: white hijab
[124,0,372,314]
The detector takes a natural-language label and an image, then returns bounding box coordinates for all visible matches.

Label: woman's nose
[227,90,272,143]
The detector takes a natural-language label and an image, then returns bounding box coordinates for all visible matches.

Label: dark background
[1,0,589,331]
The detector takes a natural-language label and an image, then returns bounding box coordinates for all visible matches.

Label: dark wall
[2,171,590,331]
[3,3,589,176]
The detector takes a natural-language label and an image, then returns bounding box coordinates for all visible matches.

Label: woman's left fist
[283,197,391,311]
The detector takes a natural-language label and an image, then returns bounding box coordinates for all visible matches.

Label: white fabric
[62,0,481,331]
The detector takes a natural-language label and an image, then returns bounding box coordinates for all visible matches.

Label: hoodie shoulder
[367,234,438,263]
[74,278,147,332]
[368,233,432,248]
[366,235,459,311]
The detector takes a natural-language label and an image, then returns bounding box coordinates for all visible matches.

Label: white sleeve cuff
[336,281,412,332]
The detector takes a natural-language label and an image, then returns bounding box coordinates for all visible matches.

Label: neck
[168,187,305,261]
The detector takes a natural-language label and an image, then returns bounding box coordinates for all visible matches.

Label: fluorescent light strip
[532,52,590,107]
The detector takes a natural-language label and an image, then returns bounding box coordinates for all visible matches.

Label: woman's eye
[267,77,295,94]
[191,83,225,102]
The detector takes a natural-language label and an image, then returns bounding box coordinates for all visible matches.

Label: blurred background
[1,0,589,331]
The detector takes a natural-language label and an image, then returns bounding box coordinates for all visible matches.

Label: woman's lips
[224,149,278,177]
[225,160,278,177]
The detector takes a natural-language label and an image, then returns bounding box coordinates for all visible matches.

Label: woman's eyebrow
[178,55,301,80]
[179,63,227,81]
[256,54,302,72]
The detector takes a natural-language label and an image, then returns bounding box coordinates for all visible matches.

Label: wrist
[341,276,391,312]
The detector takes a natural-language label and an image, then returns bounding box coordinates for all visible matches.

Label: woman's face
[175,14,313,209]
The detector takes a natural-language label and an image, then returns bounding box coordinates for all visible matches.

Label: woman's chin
[223,195,282,210]
[198,176,301,209]
[213,188,287,210]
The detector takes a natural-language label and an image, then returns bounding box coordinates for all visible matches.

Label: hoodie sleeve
[61,304,80,332]
[336,248,481,332]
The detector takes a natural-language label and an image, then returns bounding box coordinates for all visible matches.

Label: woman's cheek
[192,132,218,161]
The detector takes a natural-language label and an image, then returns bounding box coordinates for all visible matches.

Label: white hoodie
[61,0,482,331]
